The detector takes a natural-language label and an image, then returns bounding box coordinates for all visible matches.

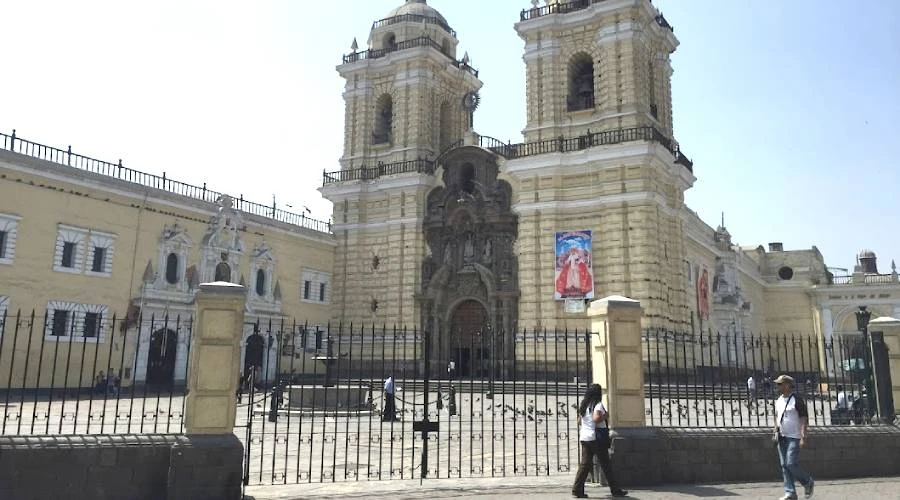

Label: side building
[0,131,335,389]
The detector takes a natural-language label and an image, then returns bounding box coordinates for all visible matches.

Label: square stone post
[869,316,900,419]
[587,295,645,428]
[185,282,247,434]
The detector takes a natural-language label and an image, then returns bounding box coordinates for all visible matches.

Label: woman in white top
[571,384,627,498]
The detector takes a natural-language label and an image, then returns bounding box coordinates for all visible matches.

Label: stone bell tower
[321,0,482,327]
[509,0,694,329]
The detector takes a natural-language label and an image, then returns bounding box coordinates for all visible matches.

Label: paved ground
[245,475,900,499]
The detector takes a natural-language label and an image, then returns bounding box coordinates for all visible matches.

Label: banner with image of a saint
[554,230,594,300]
[697,265,711,320]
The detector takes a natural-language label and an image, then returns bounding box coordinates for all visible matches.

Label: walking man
[774,374,814,499]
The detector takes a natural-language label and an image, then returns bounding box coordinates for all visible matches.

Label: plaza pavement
[246,475,900,499]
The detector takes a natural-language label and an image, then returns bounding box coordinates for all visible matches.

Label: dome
[859,249,876,259]
[385,0,448,27]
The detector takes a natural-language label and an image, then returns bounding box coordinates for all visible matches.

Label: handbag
[772,394,794,444]
[596,426,611,449]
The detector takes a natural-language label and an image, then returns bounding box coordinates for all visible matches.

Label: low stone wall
[0,434,242,500]
[610,426,900,486]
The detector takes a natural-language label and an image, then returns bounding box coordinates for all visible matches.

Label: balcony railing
[484,126,692,172]
[342,35,479,77]
[830,274,899,285]
[322,159,435,185]
[323,126,692,186]
[0,130,331,233]
[372,13,456,38]
[520,0,675,32]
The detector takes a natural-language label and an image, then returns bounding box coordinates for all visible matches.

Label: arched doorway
[147,329,178,386]
[449,300,488,377]
[244,333,265,383]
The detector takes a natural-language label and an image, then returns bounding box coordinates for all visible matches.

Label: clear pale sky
[1,1,897,272]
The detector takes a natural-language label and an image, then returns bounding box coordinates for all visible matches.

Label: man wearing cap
[774,374,815,499]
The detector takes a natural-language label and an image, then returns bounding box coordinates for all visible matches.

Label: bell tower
[322,0,482,327]
[509,0,694,329]
[518,0,678,142]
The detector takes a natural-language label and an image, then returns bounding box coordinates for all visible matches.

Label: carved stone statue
[482,239,493,262]
[463,234,475,263]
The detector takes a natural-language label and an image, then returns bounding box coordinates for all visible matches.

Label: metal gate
[238,322,592,485]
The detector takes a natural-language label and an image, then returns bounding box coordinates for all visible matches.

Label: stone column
[587,295,645,428]
[869,316,900,418]
[185,282,246,434]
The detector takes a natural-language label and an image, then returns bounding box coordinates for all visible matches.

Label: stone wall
[0,434,242,500]
[610,427,900,486]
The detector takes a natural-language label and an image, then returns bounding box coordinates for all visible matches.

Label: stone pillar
[587,295,645,428]
[185,282,246,434]
[869,316,900,418]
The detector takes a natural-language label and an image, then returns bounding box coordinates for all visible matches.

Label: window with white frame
[0,214,22,265]
[53,225,116,276]
[301,270,330,304]
[45,301,109,342]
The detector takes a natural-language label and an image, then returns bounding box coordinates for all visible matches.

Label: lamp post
[854,306,874,422]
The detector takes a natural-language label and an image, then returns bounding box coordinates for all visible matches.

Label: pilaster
[185,281,246,434]
[588,295,645,428]
[869,316,900,418]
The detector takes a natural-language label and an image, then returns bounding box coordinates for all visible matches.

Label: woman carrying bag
[572,384,628,498]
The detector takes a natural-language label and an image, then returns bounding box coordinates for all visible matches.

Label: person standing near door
[571,384,627,498]
[383,375,397,422]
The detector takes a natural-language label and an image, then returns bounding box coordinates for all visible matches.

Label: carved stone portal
[419,146,518,376]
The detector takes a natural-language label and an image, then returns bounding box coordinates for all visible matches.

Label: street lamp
[854,306,874,422]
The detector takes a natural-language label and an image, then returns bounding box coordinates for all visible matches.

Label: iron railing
[323,126,693,186]
[342,35,479,78]
[0,130,332,233]
[322,159,435,185]
[0,309,192,436]
[372,13,456,38]
[240,321,594,485]
[643,329,879,428]
[520,0,675,32]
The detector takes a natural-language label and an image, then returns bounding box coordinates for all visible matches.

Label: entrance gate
[239,322,593,486]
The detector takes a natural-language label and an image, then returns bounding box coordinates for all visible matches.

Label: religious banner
[554,230,594,300]
[697,265,711,320]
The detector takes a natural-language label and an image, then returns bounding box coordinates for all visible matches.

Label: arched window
[165,253,179,285]
[460,163,476,194]
[567,53,595,111]
[373,94,393,145]
[255,269,266,296]
[214,262,231,282]
[383,33,397,51]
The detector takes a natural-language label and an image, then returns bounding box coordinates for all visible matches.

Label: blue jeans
[778,437,811,495]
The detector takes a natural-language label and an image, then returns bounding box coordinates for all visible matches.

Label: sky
[1,0,898,272]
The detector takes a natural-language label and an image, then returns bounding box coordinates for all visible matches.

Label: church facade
[319,0,900,372]
[2,0,899,387]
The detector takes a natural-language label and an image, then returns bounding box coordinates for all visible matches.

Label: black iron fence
[0,309,192,435]
[643,329,881,428]
[0,129,331,233]
[238,321,593,485]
